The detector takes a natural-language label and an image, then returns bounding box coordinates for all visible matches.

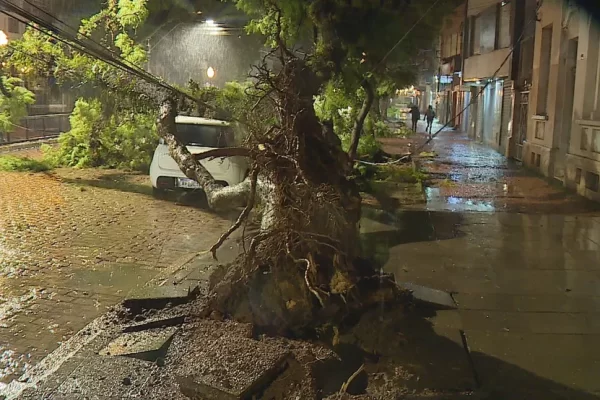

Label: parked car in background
[149,116,248,197]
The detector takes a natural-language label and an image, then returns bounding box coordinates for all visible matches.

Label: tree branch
[347,78,374,163]
[0,72,12,98]
[210,167,259,260]
[193,147,250,161]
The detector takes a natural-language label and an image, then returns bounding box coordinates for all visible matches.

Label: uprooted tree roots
[185,50,401,335]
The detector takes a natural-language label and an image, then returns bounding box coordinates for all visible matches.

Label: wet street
[369,126,600,397]
[0,166,229,384]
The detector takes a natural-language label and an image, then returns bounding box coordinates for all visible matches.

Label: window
[8,16,20,34]
[592,129,600,153]
[581,127,589,150]
[497,1,512,49]
[536,24,553,115]
[451,33,458,57]
[585,172,599,192]
[470,6,499,56]
[175,123,233,148]
[535,121,545,139]
[479,6,498,54]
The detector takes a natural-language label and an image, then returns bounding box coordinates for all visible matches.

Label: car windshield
[175,123,231,147]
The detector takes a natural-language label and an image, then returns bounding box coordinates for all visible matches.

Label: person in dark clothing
[410,105,420,132]
[424,105,436,137]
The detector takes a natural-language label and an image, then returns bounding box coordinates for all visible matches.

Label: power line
[370,0,444,75]
[0,0,191,100]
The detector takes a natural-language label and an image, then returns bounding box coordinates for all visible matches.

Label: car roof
[175,116,230,126]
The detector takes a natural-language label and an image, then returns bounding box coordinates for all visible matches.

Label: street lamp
[207,66,215,79]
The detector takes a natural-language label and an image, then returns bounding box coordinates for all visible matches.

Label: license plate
[177,178,201,189]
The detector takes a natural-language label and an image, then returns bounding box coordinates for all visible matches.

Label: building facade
[437,3,467,131]
[462,0,517,155]
[525,0,600,201]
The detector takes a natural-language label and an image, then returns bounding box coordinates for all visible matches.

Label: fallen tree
[3,0,454,335]
[153,48,398,335]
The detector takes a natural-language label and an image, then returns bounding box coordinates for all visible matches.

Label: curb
[0,138,58,155]
[0,251,207,400]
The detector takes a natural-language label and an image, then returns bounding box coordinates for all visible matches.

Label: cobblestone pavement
[0,166,229,384]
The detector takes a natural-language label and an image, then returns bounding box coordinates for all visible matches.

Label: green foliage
[0,156,50,172]
[44,99,157,171]
[214,81,258,122]
[363,119,392,138]
[0,77,35,135]
[114,33,147,66]
[4,0,155,170]
[6,0,149,85]
[375,165,428,183]
[314,78,359,136]
[117,0,150,29]
[187,79,277,145]
[340,132,380,159]
[235,0,311,48]
[232,0,456,158]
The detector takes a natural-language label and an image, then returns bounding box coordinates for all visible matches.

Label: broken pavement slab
[398,282,457,310]
[170,320,291,400]
[122,283,199,313]
[123,314,186,333]
[99,327,177,362]
[53,353,159,398]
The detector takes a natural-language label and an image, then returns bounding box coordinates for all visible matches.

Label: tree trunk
[380,95,390,121]
[156,98,252,211]
[372,92,382,123]
[347,79,374,163]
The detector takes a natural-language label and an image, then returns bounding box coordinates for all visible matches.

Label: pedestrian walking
[424,105,436,137]
[410,105,420,132]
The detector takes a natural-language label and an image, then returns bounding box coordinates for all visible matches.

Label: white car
[149,116,248,196]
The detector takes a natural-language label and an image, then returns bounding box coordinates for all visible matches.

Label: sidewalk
[371,125,600,397]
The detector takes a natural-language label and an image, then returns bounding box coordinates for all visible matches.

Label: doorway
[554,37,578,181]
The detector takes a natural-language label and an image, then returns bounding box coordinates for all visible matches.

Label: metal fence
[0,113,71,144]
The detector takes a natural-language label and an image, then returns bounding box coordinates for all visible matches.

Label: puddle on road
[361,208,463,267]
[0,289,39,323]
[424,187,496,212]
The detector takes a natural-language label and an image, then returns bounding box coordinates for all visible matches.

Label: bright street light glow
[0,30,8,47]
[206,19,216,27]
[207,66,215,79]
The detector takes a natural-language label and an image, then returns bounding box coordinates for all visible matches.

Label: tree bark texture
[347,79,374,163]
